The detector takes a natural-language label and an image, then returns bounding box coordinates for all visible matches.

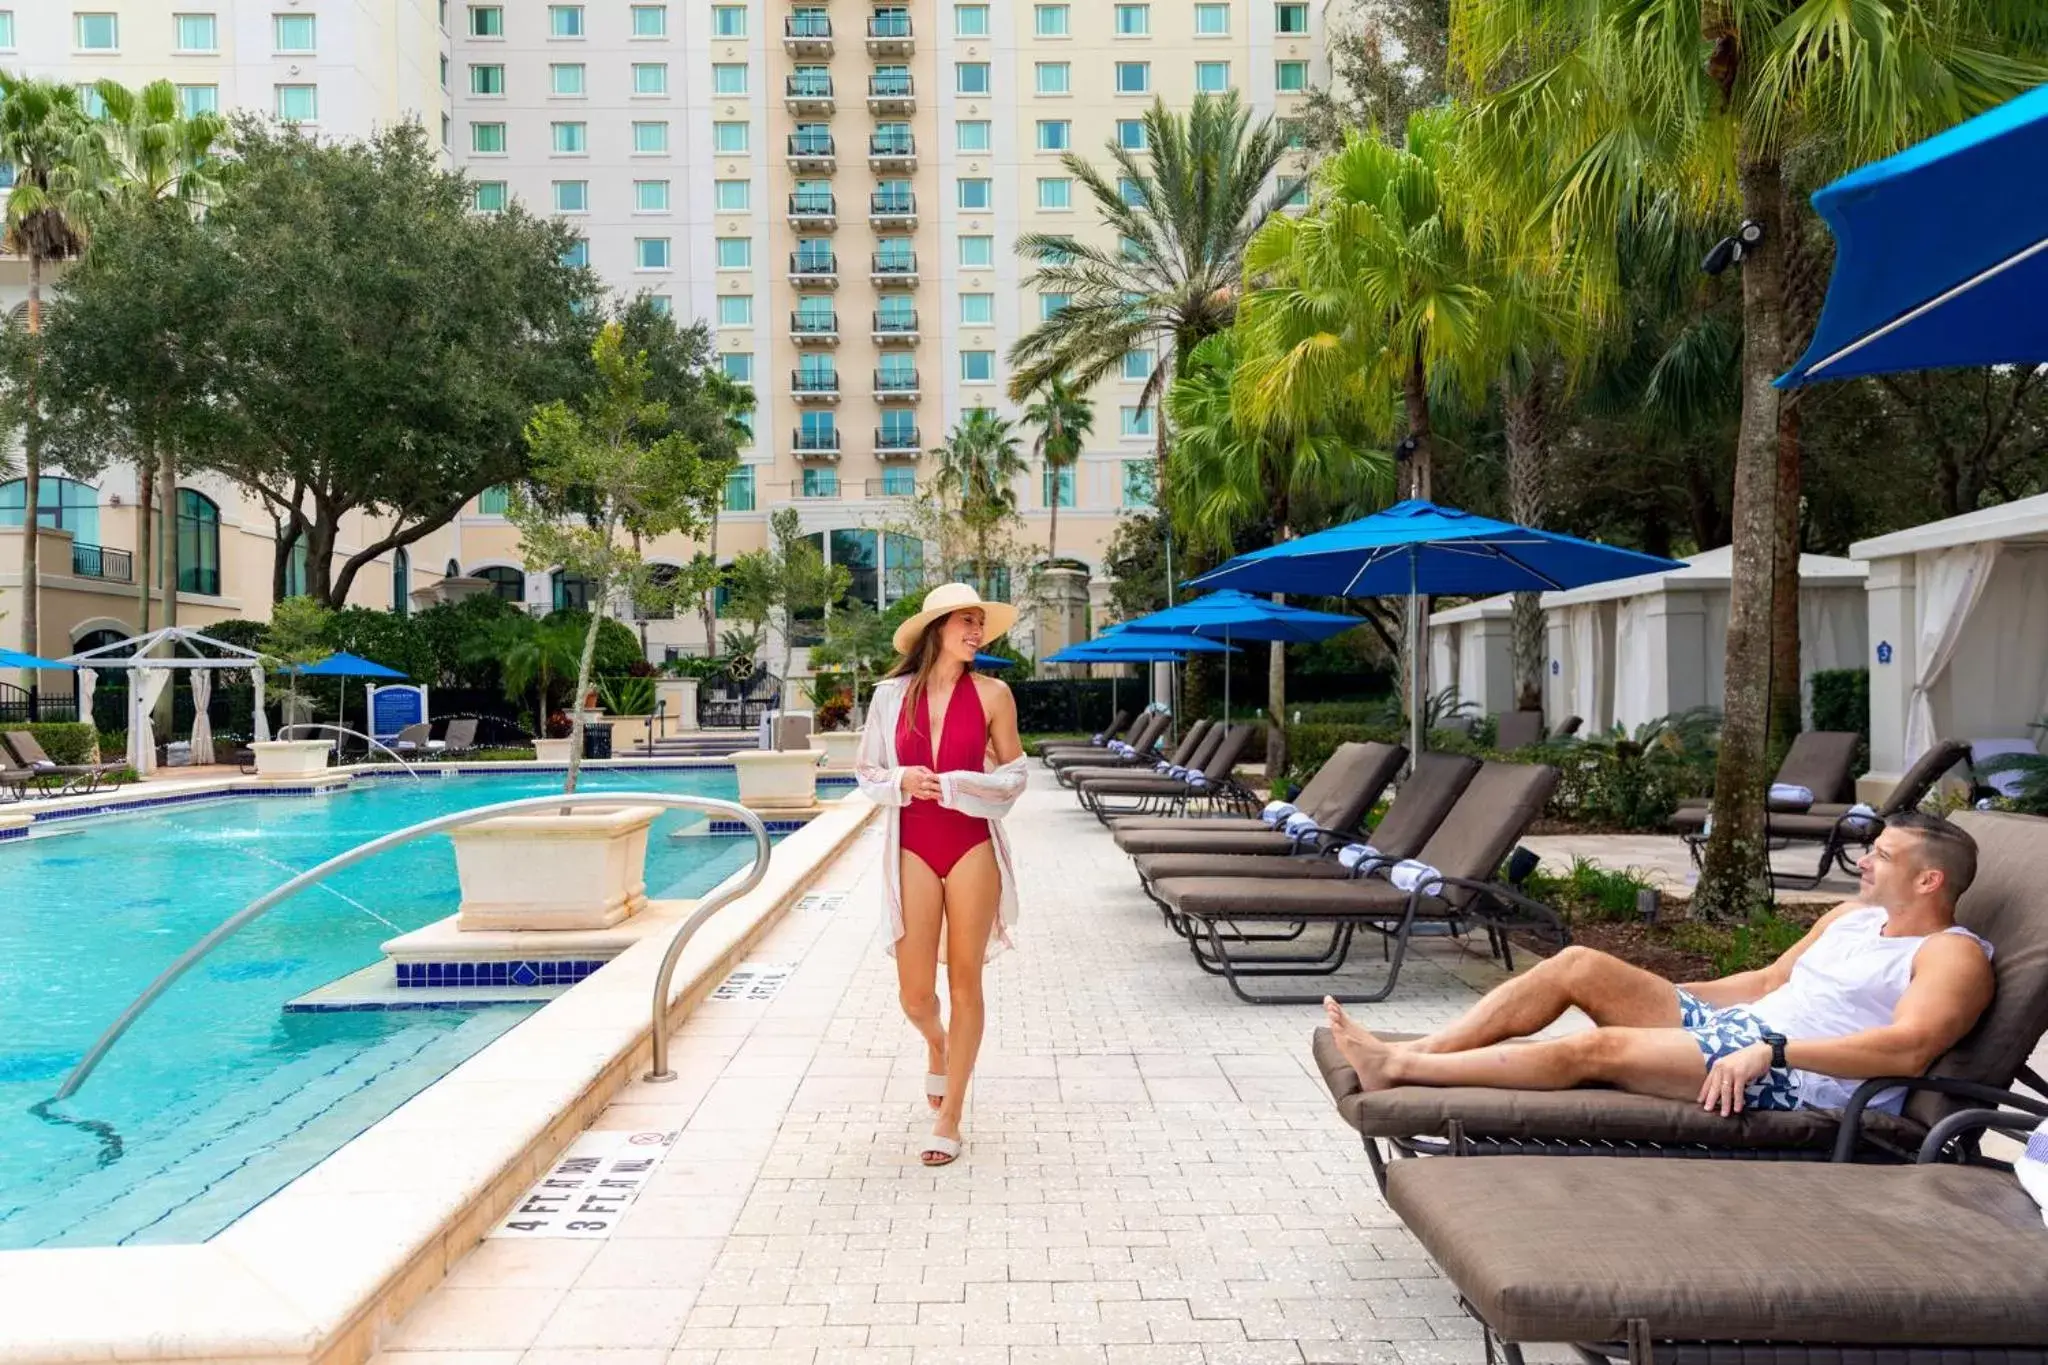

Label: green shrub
[1523,855,1657,924]
[15,721,101,765]
[1810,669,1869,739]
[414,593,529,689]
[596,674,657,715]
[327,606,436,681]
[1671,909,1809,975]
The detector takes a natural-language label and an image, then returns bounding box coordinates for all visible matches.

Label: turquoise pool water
[0,768,769,1250]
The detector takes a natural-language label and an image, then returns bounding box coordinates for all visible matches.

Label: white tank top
[1748,905,1993,1112]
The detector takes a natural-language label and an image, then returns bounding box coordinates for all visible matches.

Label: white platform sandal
[919,1133,962,1167]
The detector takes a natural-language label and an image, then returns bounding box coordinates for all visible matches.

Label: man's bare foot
[1323,997,1401,1091]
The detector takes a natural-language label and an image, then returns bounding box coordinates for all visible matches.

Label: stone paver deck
[369,772,1559,1365]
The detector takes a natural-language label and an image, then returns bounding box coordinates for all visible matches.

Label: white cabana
[1426,595,1517,717]
[64,626,271,774]
[1539,545,1870,737]
[1852,492,2048,800]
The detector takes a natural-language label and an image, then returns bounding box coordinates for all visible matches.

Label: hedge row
[10,721,102,765]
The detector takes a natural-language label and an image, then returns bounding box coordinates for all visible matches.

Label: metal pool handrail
[278,721,424,778]
[51,792,771,1103]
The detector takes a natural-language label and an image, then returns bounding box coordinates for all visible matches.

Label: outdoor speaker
[1503,845,1540,886]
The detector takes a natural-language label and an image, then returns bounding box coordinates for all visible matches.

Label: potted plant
[807,690,859,770]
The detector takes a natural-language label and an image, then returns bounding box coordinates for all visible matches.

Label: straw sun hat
[892,582,1017,656]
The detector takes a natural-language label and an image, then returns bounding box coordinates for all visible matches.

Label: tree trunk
[700,509,721,653]
[1694,155,1787,922]
[1402,344,1433,500]
[159,450,180,626]
[1503,374,1550,713]
[19,253,41,659]
[135,446,155,635]
[307,514,340,606]
[563,578,606,797]
[273,518,295,605]
[1048,467,1061,564]
[1768,397,1803,756]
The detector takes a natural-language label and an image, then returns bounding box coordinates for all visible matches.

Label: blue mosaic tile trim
[28,788,248,823]
[0,825,25,841]
[285,997,545,1013]
[706,818,810,835]
[395,958,609,989]
[819,776,856,788]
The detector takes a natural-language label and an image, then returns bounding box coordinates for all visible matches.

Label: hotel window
[472,181,508,212]
[1115,62,1150,94]
[1036,120,1070,151]
[472,122,507,153]
[442,112,451,146]
[631,4,667,36]
[1035,62,1070,96]
[1286,180,1310,208]
[882,466,916,496]
[713,121,749,153]
[713,64,747,95]
[1275,60,1307,92]
[958,178,991,210]
[633,121,669,153]
[716,236,749,268]
[473,64,507,95]
[1119,233,1146,259]
[956,62,990,95]
[1033,4,1068,35]
[723,466,756,511]
[1114,5,1149,35]
[0,12,13,48]
[549,63,584,95]
[647,296,672,316]
[1195,61,1230,93]
[714,179,750,211]
[1121,405,1154,437]
[1037,177,1071,210]
[1123,349,1154,381]
[1039,293,1070,321]
[958,235,993,267]
[1280,117,1305,147]
[717,294,752,326]
[551,122,587,154]
[959,293,993,325]
[174,13,217,51]
[177,84,220,116]
[1276,1,1308,31]
[1043,465,1075,508]
[76,13,118,49]
[720,353,753,383]
[1194,2,1229,33]
[469,4,503,36]
[1119,177,1144,206]
[712,5,745,35]
[553,179,588,212]
[961,351,994,383]
[275,84,318,123]
[441,54,450,89]
[954,4,988,35]
[548,5,584,36]
[637,238,671,270]
[956,120,990,152]
[801,467,838,498]
[274,13,316,50]
[1116,118,1148,150]
[638,180,672,212]
[478,486,512,515]
[633,63,668,95]
[1122,460,1154,508]
[561,238,589,268]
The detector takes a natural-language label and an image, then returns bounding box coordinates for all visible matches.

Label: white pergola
[64,626,272,774]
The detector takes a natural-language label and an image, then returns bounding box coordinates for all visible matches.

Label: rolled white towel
[1336,843,1386,873]
[1769,783,1815,807]
[1841,802,1883,836]
[1282,812,1320,840]
[1261,800,1299,827]
[1388,859,1445,896]
[1186,773,1209,791]
[1090,732,1106,745]
[2020,1119,2048,1229]
[1109,741,1131,757]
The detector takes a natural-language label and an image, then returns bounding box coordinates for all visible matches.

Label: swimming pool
[0,767,768,1250]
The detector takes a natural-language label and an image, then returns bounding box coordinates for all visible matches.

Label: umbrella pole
[1408,551,1424,771]
[1222,627,1230,723]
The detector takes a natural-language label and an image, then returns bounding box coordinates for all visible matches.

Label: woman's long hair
[884,612,977,738]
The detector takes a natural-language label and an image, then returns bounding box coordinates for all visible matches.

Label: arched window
[474,565,525,602]
[177,490,221,596]
[635,562,680,619]
[72,628,129,654]
[551,568,594,612]
[0,476,100,544]
[391,548,411,616]
[281,538,310,598]
[444,557,461,578]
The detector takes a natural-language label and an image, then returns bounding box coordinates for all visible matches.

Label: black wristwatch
[1761,1031,1789,1070]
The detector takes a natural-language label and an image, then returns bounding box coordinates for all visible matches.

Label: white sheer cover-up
[855,675,1028,959]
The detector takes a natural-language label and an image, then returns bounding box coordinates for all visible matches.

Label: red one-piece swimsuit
[896,679,992,878]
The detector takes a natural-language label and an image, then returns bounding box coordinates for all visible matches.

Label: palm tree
[1008,93,1298,539]
[93,78,229,633]
[0,76,104,660]
[930,408,1026,597]
[1452,0,2048,917]
[1021,375,1093,564]
[1169,329,1392,776]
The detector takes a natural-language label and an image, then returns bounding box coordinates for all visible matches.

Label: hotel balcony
[788,250,838,287]
[870,250,918,285]
[866,10,913,55]
[786,190,837,229]
[864,477,918,498]
[785,131,835,171]
[71,541,134,583]
[873,426,922,458]
[872,369,920,401]
[790,428,842,460]
[790,309,840,345]
[791,369,841,403]
[867,131,916,172]
[866,72,914,114]
[784,72,834,115]
[871,310,919,345]
[783,12,833,56]
[868,190,916,228]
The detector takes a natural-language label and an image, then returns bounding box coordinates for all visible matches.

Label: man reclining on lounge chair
[1323,812,1995,1118]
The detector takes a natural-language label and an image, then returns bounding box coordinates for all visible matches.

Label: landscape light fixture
[1702,219,1767,276]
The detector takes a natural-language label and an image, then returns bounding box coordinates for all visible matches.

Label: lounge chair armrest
[1831,1075,2048,1162]
[1914,1107,2047,1164]
[1428,874,1572,945]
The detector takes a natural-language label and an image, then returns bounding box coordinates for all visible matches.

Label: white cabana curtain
[1798,589,1870,725]
[250,667,271,741]
[130,667,171,775]
[76,668,97,740]
[1429,627,1458,709]
[1612,596,1656,732]
[1568,604,1611,734]
[1906,543,2002,768]
[189,669,215,766]
[1933,547,2048,762]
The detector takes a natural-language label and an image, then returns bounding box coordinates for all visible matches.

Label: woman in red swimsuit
[861,583,1026,1167]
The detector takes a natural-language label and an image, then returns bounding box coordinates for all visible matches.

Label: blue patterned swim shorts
[1675,988,1800,1111]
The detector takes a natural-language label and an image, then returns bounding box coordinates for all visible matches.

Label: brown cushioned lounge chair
[1048,711,1179,780]
[1056,716,1210,789]
[1036,708,1134,763]
[1550,714,1583,739]
[1150,760,1562,1004]
[1110,741,1407,856]
[1076,722,1256,823]
[2,731,127,796]
[1310,808,2048,1185]
[1493,710,1546,752]
[1383,1119,2048,1365]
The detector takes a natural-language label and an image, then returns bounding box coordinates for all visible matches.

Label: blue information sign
[370,685,427,739]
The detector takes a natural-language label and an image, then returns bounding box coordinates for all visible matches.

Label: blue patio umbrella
[1121,589,1361,721]
[290,652,408,743]
[972,652,1014,669]
[0,647,76,671]
[1046,634,1241,737]
[1779,84,2048,386]
[1188,499,1681,759]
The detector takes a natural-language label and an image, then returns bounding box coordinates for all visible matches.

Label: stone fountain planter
[248,738,334,780]
[729,747,823,810]
[450,803,659,931]
[532,737,575,763]
[807,730,860,771]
